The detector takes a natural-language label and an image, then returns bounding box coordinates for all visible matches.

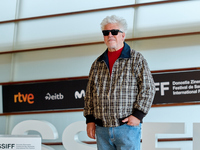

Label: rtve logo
[14,92,34,104]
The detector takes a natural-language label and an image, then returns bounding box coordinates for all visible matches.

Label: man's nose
[108,32,113,36]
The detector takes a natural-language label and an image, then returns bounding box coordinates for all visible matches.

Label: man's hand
[86,122,96,139]
[122,115,140,126]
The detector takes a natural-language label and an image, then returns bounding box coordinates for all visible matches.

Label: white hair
[100,15,128,33]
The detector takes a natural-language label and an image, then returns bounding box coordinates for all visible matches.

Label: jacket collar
[97,42,131,62]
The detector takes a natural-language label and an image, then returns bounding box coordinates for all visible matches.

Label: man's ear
[122,32,126,41]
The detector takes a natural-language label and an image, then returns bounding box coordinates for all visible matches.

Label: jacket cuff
[132,109,146,122]
[85,115,95,124]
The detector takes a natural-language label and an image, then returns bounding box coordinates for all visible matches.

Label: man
[84,15,155,150]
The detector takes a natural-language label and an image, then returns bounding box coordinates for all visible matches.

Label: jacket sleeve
[83,61,96,124]
[132,52,156,120]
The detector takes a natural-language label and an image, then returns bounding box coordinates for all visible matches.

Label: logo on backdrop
[74,90,85,99]
[153,70,200,104]
[155,80,200,97]
[0,143,15,149]
[45,93,64,100]
[155,82,170,96]
[14,92,34,104]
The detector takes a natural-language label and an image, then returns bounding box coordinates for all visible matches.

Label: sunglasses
[102,29,123,36]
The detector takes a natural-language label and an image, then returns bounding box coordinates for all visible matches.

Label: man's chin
[107,44,116,49]
[108,46,117,49]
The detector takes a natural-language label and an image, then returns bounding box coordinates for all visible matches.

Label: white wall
[0,0,200,149]
[134,35,200,70]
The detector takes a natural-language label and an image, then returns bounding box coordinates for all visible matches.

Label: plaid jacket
[84,42,155,127]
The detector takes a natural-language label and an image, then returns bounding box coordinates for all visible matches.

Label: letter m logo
[74,90,85,99]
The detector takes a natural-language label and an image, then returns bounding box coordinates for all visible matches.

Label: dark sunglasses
[102,29,123,36]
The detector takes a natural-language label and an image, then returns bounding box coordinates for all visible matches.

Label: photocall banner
[153,70,200,104]
[2,70,200,113]
[2,79,88,113]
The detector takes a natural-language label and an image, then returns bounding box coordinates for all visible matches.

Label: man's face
[103,23,125,52]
